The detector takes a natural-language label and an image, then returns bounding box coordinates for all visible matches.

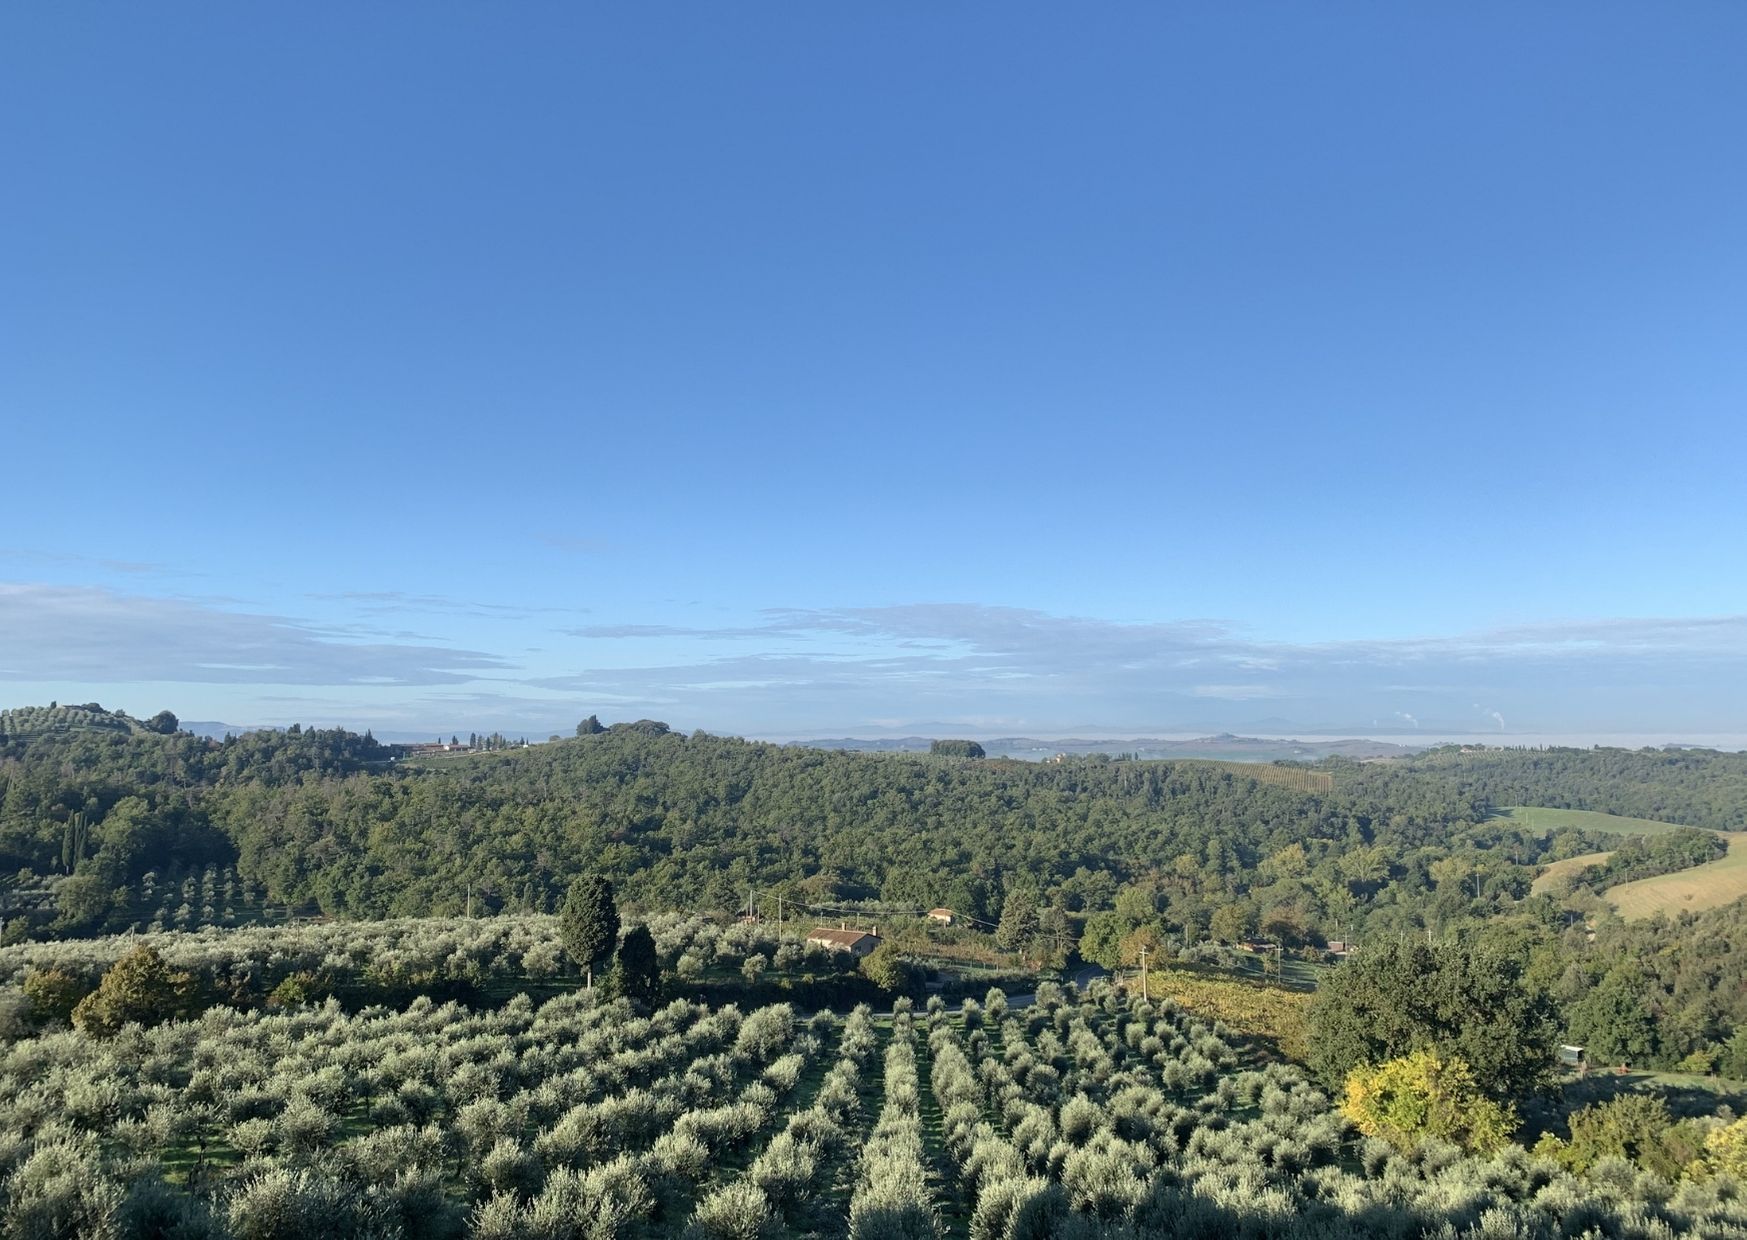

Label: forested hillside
[216,730,1486,924]
[1342,746,1747,831]
[8,708,1747,1236]
[7,708,1747,940]
[8,706,1747,1069]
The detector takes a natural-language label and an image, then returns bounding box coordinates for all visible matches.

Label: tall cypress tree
[559,874,620,990]
[610,924,661,1008]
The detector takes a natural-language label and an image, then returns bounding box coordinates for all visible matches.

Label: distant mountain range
[788,733,1423,762]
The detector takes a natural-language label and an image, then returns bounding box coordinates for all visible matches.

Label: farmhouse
[806,927,881,957]
[928,908,956,925]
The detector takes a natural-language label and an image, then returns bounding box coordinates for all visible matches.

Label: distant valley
[789,732,1423,762]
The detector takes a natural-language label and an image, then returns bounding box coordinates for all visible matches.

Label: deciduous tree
[1341,1049,1515,1153]
[71,945,197,1035]
[1308,937,1559,1106]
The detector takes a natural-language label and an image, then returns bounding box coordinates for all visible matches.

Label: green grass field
[1494,806,1709,837]
[1530,850,1615,894]
[1605,832,1747,919]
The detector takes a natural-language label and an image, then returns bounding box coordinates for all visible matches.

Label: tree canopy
[1308,936,1560,1106]
[558,875,620,987]
[929,739,986,758]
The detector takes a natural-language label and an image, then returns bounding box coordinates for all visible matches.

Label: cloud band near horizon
[2,583,1743,735]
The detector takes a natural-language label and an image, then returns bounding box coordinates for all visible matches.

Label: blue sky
[3,5,1745,739]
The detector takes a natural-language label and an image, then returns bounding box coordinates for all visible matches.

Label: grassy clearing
[1531,851,1615,894]
[1494,806,1707,837]
[1605,832,1747,919]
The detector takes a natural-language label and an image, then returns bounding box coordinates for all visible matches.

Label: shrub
[480,1136,542,1198]
[748,1131,818,1209]
[970,1176,1066,1240]
[687,1181,774,1239]
[228,1166,372,1240]
[71,946,198,1035]
[1697,1115,1747,1180]
[1342,1050,1515,1154]
[276,1097,338,1158]
[229,1117,277,1159]
[4,1140,126,1240]
[1059,1140,1148,1221]
[22,967,94,1025]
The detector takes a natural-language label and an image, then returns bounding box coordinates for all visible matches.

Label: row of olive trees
[923,980,1747,1238]
[1,908,841,994]
[1,908,848,1033]
[685,1004,883,1236]
[0,981,839,1237]
[848,1007,937,1238]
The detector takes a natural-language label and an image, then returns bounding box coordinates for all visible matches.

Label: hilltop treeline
[0,712,394,928]
[220,730,1486,924]
[1,708,1741,937]
[1341,745,1747,831]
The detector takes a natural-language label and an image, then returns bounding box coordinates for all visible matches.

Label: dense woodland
[6,706,1747,1234]
[4,707,1747,1071]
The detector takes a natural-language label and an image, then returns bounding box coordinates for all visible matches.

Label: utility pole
[466,882,473,919]
[1139,948,1149,1001]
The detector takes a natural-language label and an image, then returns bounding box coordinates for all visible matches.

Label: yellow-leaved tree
[1342,1049,1516,1154]
[1693,1116,1747,1180]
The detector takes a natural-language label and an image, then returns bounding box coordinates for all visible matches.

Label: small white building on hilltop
[806,927,881,958]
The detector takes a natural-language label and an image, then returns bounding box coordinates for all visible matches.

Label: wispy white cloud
[6,585,1745,735]
[0,548,194,578]
[535,604,1747,732]
[0,584,511,686]
[1191,684,1284,701]
[310,591,586,621]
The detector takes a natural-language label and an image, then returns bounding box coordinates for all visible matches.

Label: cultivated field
[7,973,1739,1237]
[1606,831,1747,919]
[1494,806,1708,837]
[1196,761,1334,794]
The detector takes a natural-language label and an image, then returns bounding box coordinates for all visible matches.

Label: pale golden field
[1605,832,1747,919]
[1530,850,1615,894]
